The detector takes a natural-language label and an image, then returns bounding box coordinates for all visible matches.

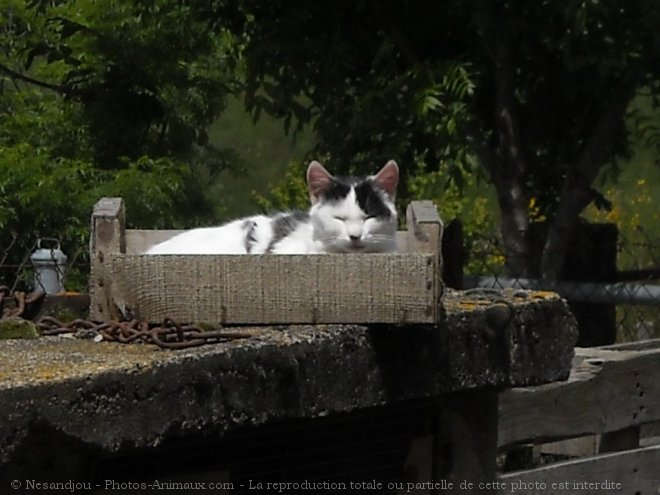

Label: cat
[145,160,399,255]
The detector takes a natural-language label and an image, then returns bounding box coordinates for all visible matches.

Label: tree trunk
[489,41,533,278]
[493,178,532,278]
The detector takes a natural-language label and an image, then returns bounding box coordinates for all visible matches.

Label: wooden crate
[89,198,443,324]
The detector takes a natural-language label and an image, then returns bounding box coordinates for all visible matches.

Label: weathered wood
[434,389,498,494]
[406,200,443,318]
[125,229,185,254]
[89,198,125,321]
[601,338,660,352]
[641,421,660,447]
[106,253,436,324]
[539,435,599,459]
[499,444,660,493]
[406,200,442,256]
[498,343,660,448]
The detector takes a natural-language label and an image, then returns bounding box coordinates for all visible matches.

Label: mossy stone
[0,318,39,340]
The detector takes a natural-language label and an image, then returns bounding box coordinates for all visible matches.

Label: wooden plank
[600,339,660,351]
[499,444,660,494]
[106,253,436,324]
[125,229,186,254]
[89,198,125,321]
[641,420,660,447]
[498,343,660,447]
[540,435,599,459]
[406,200,442,256]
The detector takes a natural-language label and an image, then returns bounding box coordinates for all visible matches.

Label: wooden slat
[125,229,186,254]
[89,198,125,321]
[498,343,660,447]
[406,200,442,257]
[406,200,443,319]
[106,253,436,324]
[600,339,660,352]
[499,444,660,494]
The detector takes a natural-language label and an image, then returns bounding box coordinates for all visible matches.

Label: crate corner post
[406,200,444,322]
[89,197,126,322]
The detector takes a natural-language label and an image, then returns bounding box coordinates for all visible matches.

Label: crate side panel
[221,255,320,323]
[106,255,228,322]
[125,229,186,254]
[314,255,434,323]
[106,254,435,324]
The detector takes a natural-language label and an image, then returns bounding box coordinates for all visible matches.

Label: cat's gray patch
[267,210,309,253]
[242,220,258,253]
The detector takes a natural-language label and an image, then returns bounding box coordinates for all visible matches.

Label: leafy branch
[0,62,66,94]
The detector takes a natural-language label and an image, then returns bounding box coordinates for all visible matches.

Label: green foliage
[207,95,316,217]
[0,142,100,289]
[0,142,213,290]
[100,156,214,229]
[407,162,502,272]
[0,0,240,289]
[4,0,239,167]
[253,161,310,213]
[409,164,494,233]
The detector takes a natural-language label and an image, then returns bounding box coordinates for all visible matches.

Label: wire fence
[0,236,88,295]
[458,222,660,344]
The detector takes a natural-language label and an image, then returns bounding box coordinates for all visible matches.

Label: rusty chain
[1,286,46,318]
[1,286,252,349]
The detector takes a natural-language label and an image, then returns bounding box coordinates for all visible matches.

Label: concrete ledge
[0,290,576,468]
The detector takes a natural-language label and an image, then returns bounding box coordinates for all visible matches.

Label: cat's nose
[349,234,361,242]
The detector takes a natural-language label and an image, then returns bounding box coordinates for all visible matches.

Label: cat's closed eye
[333,216,347,221]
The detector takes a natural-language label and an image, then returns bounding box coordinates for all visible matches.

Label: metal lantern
[30,238,68,294]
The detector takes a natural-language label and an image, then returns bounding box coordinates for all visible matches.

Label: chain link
[38,316,253,348]
[1,286,46,318]
[1,287,252,349]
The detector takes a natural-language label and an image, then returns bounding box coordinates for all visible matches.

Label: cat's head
[306,160,399,253]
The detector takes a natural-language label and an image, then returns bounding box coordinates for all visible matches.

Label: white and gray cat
[146,160,399,255]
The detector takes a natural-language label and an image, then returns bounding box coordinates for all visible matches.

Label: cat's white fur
[145,160,398,255]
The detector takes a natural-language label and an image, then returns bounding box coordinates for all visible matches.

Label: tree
[223,0,660,281]
[0,0,240,288]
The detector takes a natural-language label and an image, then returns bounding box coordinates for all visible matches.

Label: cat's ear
[307,161,334,203]
[373,160,399,199]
